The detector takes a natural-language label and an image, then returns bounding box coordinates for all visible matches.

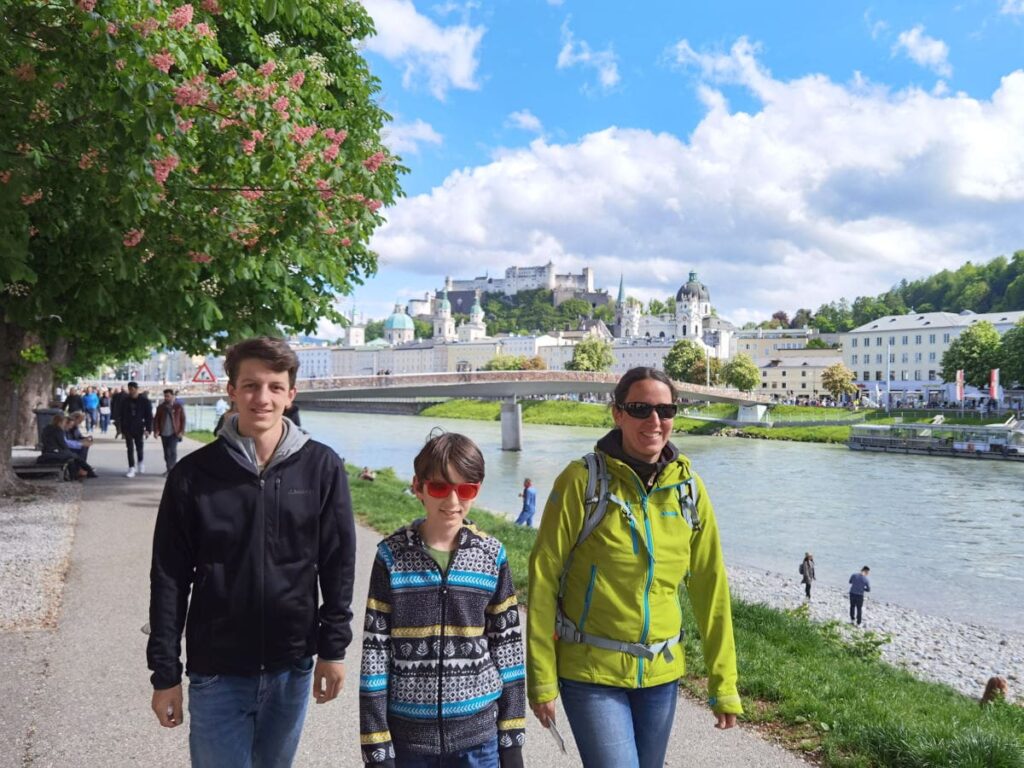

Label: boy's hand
[312,659,345,703]
[714,712,737,729]
[152,685,183,727]
[530,700,556,727]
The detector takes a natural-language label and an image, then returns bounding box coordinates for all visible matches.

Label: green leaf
[263,0,278,22]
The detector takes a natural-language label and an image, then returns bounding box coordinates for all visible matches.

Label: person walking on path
[849,566,871,626]
[359,431,526,767]
[63,385,84,414]
[98,388,112,434]
[799,553,815,600]
[514,477,536,526]
[116,382,152,477]
[154,389,186,475]
[82,387,100,432]
[527,367,741,768]
[147,336,357,768]
[111,385,126,437]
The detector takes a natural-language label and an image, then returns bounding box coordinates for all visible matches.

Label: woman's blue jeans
[559,678,679,768]
[187,656,314,768]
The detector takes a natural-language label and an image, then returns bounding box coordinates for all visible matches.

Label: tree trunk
[13,336,68,448]
[0,321,30,496]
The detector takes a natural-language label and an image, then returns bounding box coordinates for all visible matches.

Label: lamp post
[885,340,892,413]
[158,353,167,385]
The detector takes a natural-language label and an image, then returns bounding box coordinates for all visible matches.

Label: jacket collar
[218,414,309,475]
[596,429,681,486]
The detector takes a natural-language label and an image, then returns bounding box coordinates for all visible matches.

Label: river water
[190,407,1024,632]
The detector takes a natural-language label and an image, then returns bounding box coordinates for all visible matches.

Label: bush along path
[346,463,1024,768]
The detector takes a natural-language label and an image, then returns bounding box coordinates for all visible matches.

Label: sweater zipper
[430,531,459,757]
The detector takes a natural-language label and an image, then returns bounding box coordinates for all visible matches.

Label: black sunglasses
[618,402,678,419]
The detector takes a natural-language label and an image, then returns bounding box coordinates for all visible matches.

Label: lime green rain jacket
[526,447,743,716]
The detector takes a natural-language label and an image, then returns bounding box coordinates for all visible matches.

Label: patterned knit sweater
[359,521,526,767]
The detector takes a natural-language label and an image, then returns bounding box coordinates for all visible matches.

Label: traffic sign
[192,363,217,383]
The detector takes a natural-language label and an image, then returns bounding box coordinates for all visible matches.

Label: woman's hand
[530,700,557,728]
[714,712,737,730]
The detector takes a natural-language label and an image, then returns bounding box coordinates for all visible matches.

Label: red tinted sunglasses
[423,481,481,500]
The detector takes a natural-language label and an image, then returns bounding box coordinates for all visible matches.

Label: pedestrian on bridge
[527,366,742,768]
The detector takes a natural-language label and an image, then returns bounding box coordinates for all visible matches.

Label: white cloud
[893,25,953,78]
[507,109,544,134]
[382,119,443,155]
[557,18,620,92]
[372,38,1024,322]
[1000,0,1024,15]
[361,0,485,99]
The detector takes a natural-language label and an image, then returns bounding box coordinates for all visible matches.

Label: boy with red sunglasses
[359,431,525,768]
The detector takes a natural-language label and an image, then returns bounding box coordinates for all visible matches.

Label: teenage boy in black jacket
[147,337,357,768]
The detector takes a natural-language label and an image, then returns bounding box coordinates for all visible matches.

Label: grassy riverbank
[348,465,1024,767]
[420,399,1015,445]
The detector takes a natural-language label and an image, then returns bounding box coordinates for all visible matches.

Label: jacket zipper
[259,477,266,670]
[431,534,459,757]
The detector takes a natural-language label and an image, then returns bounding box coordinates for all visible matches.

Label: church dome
[676,270,709,302]
[384,304,414,331]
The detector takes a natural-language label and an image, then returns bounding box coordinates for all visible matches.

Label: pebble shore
[728,565,1024,703]
[0,484,80,631]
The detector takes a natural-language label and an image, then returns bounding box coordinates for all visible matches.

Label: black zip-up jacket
[117,394,153,436]
[147,425,357,689]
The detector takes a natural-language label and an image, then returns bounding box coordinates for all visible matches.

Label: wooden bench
[12,459,71,480]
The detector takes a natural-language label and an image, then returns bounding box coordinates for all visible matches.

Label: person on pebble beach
[849,566,871,626]
[799,552,815,600]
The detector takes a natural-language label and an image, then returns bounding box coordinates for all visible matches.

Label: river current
[191,407,1024,632]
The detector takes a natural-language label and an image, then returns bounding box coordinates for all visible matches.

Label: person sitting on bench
[38,412,96,479]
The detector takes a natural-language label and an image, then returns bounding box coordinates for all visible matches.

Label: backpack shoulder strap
[678,473,702,532]
[577,451,611,547]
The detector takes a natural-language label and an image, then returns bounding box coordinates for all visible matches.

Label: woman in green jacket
[527,367,742,768]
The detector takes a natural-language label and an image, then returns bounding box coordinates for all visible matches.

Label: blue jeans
[394,738,498,768]
[187,657,314,768]
[559,678,679,768]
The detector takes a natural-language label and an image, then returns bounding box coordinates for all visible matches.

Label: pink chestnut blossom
[341,237,352,247]
[239,188,265,201]
[107,23,118,35]
[149,51,175,73]
[13,63,35,81]
[201,0,222,13]
[363,151,386,172]
[218,69,238,85]
[173,79,208,107]
[258,60,277,77]
[0,171,11,184]
[190,251,212,263]
[297,153,315,172]
[150,154,180,185]
[76,0,96,11]
[78,149,99,170]
[323,128,348,144]
[287,71,305,90]
[315,179,334,201]
[365,199,382,213]
[176,118,195,132]
[168,4,194,30]
[134,18,160,37]
[123,229,145,247]
[115,59,127,71]
[194,22,214,38]
[291,125,318,145]
[21,189,43,206]
[322,144,339,163]
[240,139,256,155]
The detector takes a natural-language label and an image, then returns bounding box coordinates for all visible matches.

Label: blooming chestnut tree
[0,0,403,489]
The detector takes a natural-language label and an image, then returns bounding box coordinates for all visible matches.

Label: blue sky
[324,0,1024,334]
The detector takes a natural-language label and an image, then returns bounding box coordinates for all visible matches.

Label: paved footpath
[1,434,807,767]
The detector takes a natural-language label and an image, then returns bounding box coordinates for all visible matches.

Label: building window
[929,352,936,362]
[889,371,896,381]
[901,353,908,363]
[875,354,883,364]
[852,354,859,364]
[928,370,937,381]
[801,383,807,389]
[915,335,922,344]
[876,336,883,346]
[761,370,767,377]
[863,371,870,380]
[902,335,909,345]
[901,371,909,380]
[852,338,858,348]
[875,371,883,380]
[889,336,896,345]
[762,383,767,388]
[943,333,951,343]
[771,382,777,388]
[782,371,787,377]
[802,370,807,377]
[914,370,922,380]
[915,352,922,362]
[929,334,936,344]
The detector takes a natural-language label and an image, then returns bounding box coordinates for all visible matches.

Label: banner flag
[990,368,999,400]
[956,369,965,402]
